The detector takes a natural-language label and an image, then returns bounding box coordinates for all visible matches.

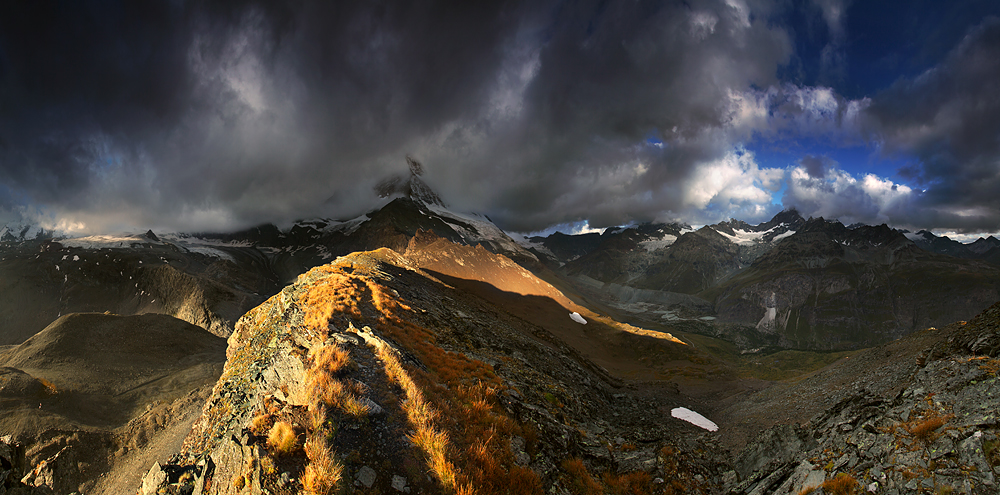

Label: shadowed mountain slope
[0,313,226,494]
[0,238,276,345]
[708,219,1000,350]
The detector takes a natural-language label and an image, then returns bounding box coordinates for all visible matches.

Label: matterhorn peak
[374,155,446,207]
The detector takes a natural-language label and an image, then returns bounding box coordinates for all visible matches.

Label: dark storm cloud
[863,17,1000,232]
[0,1,527,231]
[9,0,988,236]
[0,0,801,234]
[428,0,794,231]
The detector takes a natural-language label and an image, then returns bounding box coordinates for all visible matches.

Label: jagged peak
[374,155,446,207]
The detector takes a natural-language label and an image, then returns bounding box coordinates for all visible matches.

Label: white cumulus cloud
[784,161,914,225]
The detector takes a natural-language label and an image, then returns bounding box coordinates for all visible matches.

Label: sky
[1,1,999,239]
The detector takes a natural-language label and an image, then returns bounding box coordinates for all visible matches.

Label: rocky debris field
[723,302,1000,494]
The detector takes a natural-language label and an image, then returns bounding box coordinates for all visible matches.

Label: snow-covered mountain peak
[0,222,53,242]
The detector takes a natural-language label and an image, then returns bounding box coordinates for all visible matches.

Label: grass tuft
[907,411,954,442]
[267,421,298,455]
[250,413,272,436]
[821,473,859,495]
[561,458,602,495]
[979,358,1000,375]
[312,344,351,375]
[302,436,343,495]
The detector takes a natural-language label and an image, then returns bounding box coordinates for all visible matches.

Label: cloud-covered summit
[0,1,997,236]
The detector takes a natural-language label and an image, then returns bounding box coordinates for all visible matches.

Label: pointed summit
[374,155,445,207]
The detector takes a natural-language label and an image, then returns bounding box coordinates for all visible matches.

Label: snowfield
[510,233,558,259]
[179,245,235,262]
[569,312,587,324]
[639,234,678,252]
[671,407,718,431]
[59,235,156,249]
[714,224,794,246]
[772,230,796,242]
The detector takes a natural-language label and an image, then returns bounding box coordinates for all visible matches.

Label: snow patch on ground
[671,407,718,431]
[569,312,587,324]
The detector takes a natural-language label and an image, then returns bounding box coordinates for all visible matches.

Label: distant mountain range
[901,229,1000,264]
[518,210,1000,352]
[3,175,999,354]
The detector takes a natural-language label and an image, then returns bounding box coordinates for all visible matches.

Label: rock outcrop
[726,303,1000,494]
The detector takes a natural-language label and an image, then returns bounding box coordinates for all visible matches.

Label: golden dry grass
[373,341,458,488]
[267,421,298,455]
[302,436,343,495]
[821,473,860,495]
[602,471,652,495]
[909,415,949,439]
[561,458,602,495]
[979,358,1000,375]
[904,410,954,442]
[311,344,351,375]
[296,258,545,494]
[250,413,272,436]
[306,353,371,418]
[374,289,541,493]
[309,404,328,432]
[299,272,366,336]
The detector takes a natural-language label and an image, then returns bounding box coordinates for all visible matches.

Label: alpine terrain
[0,172,997,495]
